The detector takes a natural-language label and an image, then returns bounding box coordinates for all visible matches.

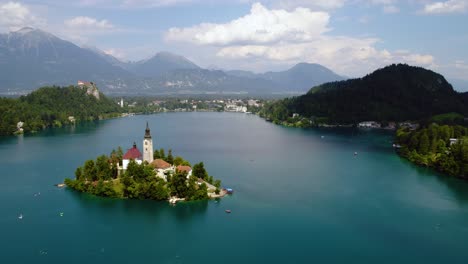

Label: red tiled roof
[151,159,171,169]
[176,165,192,173]
[123,145,142,160]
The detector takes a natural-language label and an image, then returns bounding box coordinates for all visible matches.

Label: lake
[1,112,468,263]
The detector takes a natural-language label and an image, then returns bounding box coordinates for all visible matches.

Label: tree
[191,182,208,201]
[75,167,83,181]
[116,146,124,164]
[147,178,169,200]
[170,171,189,198]
[96,155,112,180]
[159,149,165,160]
[193,162,208,179]
[153,149,160,159]
[214,179,221,188]
[167,149,174,164]
[126,159,145,181]
[83,160,97,181]
[418,132,430,155]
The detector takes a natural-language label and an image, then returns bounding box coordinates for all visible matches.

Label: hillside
[261,64,468,124]
[0,86,121,136]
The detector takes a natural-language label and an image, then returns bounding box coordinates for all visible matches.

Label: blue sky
[0,0,467,84]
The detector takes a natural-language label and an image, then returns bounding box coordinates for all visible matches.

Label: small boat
[225,210,231,214]
[18,214,23,219]
[59,212,64,217]
[226,188,234,194]
[354,152,358,156]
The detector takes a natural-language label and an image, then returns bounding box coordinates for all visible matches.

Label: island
[65,123,226,203]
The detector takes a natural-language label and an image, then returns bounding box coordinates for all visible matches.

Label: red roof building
[176,165,192,173]
[123,143,142,160]
[151,159,172,169]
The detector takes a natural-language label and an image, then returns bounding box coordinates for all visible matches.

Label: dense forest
[260,64,468,125]
[396,124,468,179]
[0,86,122,136]
[65,148,221,201]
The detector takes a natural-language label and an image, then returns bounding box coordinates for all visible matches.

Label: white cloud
[365,0,400,14]
[165,2,434,76]
[65,16,114,30]
[121,0,193,7]
[0,1,45,31]
[103,48,127,60]
[75,0,194,8]
[422,0,467,14]
[383,5,399,13]
[257,0,347,10]
[166,3,330,45]
[58,16,118,45]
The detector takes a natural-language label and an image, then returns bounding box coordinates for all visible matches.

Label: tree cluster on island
[64,148,222,201]
[0,86,122,136]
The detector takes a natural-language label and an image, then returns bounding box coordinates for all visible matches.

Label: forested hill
[261,64,468,124]
[0,86,121,136]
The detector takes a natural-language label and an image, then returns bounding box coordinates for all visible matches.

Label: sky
[0,0,467,81]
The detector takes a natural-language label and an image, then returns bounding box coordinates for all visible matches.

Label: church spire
[144,122,151,139]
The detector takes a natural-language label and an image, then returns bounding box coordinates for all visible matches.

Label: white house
[358,121,381,128]
[450,138,459,146]
[151,159,174,180]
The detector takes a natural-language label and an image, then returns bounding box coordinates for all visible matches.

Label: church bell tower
[143,122,154,163]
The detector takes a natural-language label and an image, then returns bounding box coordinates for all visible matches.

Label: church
[122,122,154,170]
[121,122,192,180]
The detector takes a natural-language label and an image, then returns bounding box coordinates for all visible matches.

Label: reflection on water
[397,156,468,205]
[66,188,209,222]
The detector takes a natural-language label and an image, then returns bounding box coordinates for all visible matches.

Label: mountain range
[0,27,344,95]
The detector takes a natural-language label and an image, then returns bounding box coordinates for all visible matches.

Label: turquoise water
[1,112,468,263]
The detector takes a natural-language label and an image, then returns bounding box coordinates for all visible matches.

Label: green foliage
[67,148,215,201]
[0,86,121,136]
[431,112,465,125]
[159,149,165,160]
[260,64,468,125]
[193,162,208,180]
[396,124,468,179]
[169,171,190,198]
[166,149,174,164]
[214,179,221,188]
[83,160,97,181]
[173,156,191,166]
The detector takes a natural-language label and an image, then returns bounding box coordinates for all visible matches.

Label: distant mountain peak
[128,51,200,77]
[15,27,36,34]
[149,51,199,66]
